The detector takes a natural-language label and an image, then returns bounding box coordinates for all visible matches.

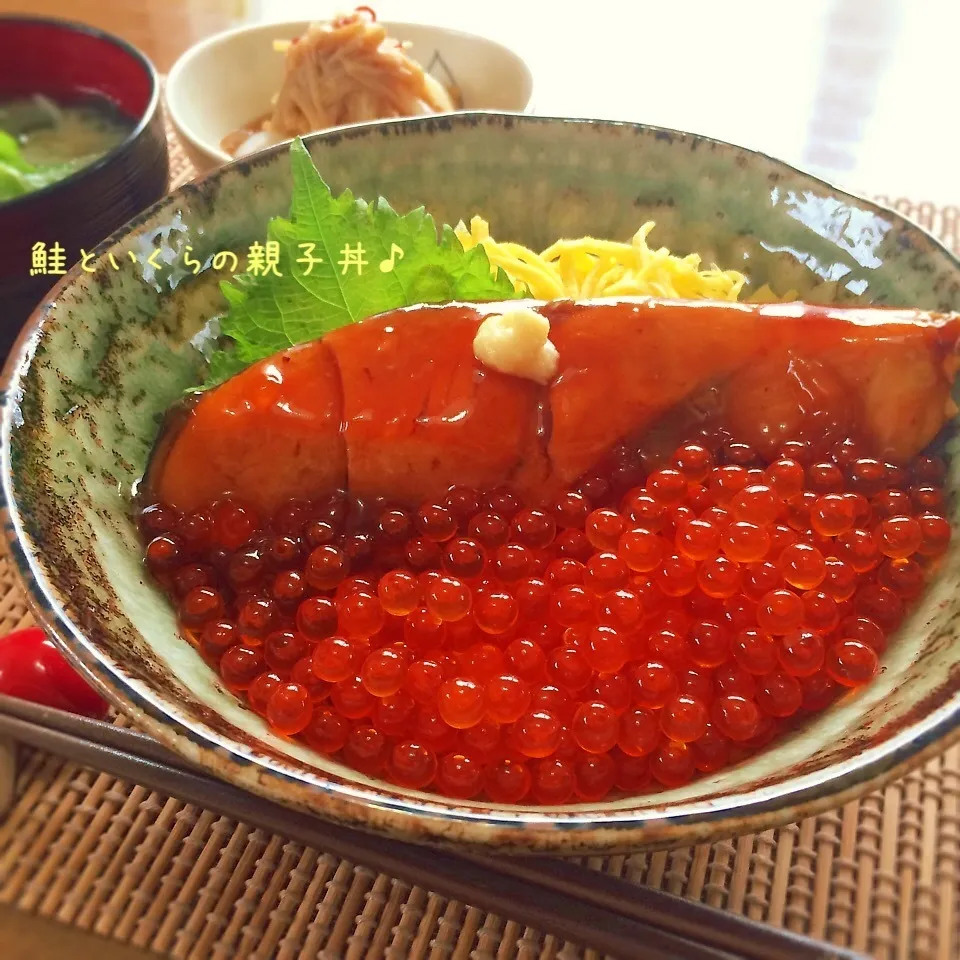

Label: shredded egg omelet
[455,216,765,302]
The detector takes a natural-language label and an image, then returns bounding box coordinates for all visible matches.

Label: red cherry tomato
[0,627,109,719]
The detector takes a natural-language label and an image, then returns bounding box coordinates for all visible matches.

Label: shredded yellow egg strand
[455,216,755,302]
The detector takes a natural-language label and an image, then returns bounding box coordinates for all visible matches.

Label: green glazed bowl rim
[3,112,960,853]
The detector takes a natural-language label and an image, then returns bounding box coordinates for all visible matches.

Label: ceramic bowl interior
[166,19,534,174]
[0,15,168,357]
[4,114,960,855]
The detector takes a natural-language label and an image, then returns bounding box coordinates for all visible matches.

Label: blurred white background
[250,0,959,207]
[5,0,958,206]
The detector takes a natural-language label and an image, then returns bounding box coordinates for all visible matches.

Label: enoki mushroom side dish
[223,8,458,158]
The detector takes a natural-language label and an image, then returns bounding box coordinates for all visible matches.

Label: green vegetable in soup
[0,132,91,201]
[0,129,30,171]
[0,95,130,203]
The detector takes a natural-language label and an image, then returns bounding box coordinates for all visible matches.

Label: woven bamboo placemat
[1,124,959,960]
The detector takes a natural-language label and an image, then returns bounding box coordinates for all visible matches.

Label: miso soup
[0,94,132,203]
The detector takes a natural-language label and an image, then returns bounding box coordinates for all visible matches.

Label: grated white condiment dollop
[472,307,559,385]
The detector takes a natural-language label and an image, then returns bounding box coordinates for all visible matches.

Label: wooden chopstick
[0,695,867,960]
[476,856,859,960]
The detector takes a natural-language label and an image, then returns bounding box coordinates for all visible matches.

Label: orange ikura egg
[424,575,472,622]
[720,522,771,564]
[696,554,742,599]
[474,587,520,634]
[484,674,531,724]
[779,543,826,591]
[513,710,563,758]
[435,752,484,798]
[618,527,665,572]
[571,701,620,754]
[387,741,438,789]
[650,741,695,787]
[532,758,576,804]
[878,516,922,560]
[660,694,708,743]
[917,514,950,556]
[437,678,485,729]
[676,519,720,561]
[585,508,625,551]
[764,459,804,500]
[729,484,781,525]
[756,589,804,635]
[825,640,878,687]
[377,569,421,616]
[655,553,698,597]
[647,468,688,506]
[266,682,313,736]
[673,443,714,483]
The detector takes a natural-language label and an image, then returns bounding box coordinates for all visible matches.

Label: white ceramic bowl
[166,19,534,174]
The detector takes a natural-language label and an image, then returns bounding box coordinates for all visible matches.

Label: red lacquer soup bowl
[0,16,168,359]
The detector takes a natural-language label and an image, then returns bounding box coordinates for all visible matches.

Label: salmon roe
[140,432,950,804]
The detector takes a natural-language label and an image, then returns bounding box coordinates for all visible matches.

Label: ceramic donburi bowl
[3,113,960,855]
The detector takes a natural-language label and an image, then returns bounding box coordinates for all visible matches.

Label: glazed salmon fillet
[146,298,960,514]
[545,300,778,486]
[324,305,548,506]
[546,300,960,487]
[149,304,547,514]
[147,340,347,515]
